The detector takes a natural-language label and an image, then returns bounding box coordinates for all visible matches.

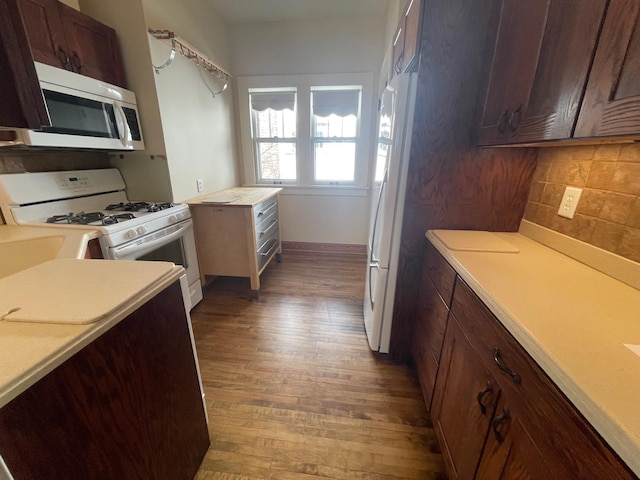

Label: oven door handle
[110,221,192,260]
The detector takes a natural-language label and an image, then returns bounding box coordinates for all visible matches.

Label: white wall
[79,0,239,203]
[229,15,387,245]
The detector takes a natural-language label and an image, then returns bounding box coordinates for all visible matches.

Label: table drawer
[254,196,278,226]
[256,217,279,250]
[257,232,279,271]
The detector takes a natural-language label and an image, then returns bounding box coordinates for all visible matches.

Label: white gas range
[0,168,203,310]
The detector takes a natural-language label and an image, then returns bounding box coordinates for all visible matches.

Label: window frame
[237,73,375,194]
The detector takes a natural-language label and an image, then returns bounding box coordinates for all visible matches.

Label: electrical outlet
[196,178,204,192]
[557,186,583,219]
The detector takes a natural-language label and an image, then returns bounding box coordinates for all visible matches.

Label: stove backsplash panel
[0,151,111,225]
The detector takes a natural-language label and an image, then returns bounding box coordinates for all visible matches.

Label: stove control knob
[125,229,137,239]
[169,215,178,223]
[177,212,186,220]
[137,226,147,235]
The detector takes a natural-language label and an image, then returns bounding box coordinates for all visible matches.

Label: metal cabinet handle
[259,238,279,257]
[497,109,509,133]
[394,51,404,75]
[57,46,70,69]
[508,104,522,133]
[493,347,521,384]
[256,202,277,218]
[258,219,277,236]
[476,381,493,415]
[492,407,510,443]
[71,51,83,72]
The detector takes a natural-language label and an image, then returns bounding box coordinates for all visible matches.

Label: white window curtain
[250,92,295,112]
[312,90,360,117]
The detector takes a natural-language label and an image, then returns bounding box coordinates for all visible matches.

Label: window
[249,90,297,181]
[311,88,361,183]
[238,74,374,192]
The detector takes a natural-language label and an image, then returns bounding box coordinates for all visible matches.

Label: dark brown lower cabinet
[429,276,637,480]
[430,317,499,480]
[0,280,210,480]
[411,241,457,409]
[475,396,554,480]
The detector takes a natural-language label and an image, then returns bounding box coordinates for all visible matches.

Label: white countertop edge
[519,220,640,291]
[425,230,640,477]
[0,266,184,408]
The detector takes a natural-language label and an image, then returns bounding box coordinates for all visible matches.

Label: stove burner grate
[105,201,175,213]
[46,212,105,225]
[102,213,135,225]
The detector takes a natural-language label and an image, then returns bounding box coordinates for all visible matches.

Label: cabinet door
[475,397,554,480]
[59,2,127,87]
[15,0,70,69]
[431,316,499,480]
[400,0,422,73]
[411,272,449,408]
[0,0,50,128]
[477,0,606,145]
[575,0,640,138]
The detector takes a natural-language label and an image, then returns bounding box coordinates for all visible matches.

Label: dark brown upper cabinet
[574,0,640,139]
[0,0,127,129]
[477,0,607,146]
[391,0,423,78]
[15,0,127,87]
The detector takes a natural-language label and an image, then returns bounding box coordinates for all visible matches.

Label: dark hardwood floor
[190,252,447,479]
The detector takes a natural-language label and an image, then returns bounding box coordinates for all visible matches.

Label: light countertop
[0,225,185,409]
[0,224,101,279]
[187,187,282,207]
[426,226,640,476]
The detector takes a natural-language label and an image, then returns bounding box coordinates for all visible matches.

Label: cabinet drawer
[256,217,279,250]
[257,232,279,271]
[451,278,636,479]
[424,241,456,307]
[253,196,278,227]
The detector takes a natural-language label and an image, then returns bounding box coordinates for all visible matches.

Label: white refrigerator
[363,72,418,353]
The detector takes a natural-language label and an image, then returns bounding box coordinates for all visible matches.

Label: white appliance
[0,63,144,150]
[0,168,202,310]
[364,72,418,353]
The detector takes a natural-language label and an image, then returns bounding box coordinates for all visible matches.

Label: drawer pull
[259,238,279,257]
[476,381,493,415]
[492,407,510,443]
[256,202,277,218]
[493,347,521,384]
[259,219,278,236]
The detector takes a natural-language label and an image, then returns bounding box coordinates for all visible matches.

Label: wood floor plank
[191,252,447,479]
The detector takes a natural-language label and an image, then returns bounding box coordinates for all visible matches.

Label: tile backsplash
[0,150,110,224]
[524,144,640,263]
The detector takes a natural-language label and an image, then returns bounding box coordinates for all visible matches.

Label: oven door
[107,219,202,309]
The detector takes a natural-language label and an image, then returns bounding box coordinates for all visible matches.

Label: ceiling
[207,0,392,24]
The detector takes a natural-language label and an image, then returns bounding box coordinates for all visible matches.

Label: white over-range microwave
[0,62,144,150]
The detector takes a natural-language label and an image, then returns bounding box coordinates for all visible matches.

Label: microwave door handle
[113,101,133,148]
[111,222,191,260]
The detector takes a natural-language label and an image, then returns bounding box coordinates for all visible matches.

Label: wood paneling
[0,281,210,480]
[190,252,448,479]
[389,0,538,362]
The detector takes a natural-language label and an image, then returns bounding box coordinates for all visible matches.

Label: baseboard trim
[281,241,366,256]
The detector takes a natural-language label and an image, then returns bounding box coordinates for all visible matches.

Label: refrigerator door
[368,82,397,269]
[363,256,389,351]
[363,73,418,353]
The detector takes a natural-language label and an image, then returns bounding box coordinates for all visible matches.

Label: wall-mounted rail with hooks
[148,29,231,96]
